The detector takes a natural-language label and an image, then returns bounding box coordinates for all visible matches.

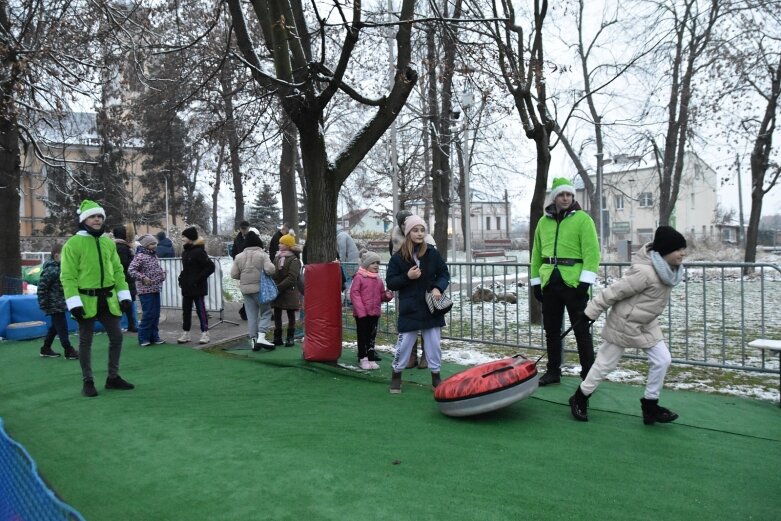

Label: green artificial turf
[0,336,779,520]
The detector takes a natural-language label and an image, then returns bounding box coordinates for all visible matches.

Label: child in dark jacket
[385,216,450,393]
[349,250,393,370]
[128,234,167,346]
[177,227,215,345]
[113,224,138,332]
[37,244,79,359]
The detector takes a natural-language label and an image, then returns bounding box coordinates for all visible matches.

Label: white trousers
[392,328,442,373]
[581,340,672,399]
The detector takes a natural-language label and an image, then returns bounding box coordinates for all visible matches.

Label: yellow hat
[279,234,296,248]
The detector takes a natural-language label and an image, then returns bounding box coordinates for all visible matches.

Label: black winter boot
[285,328,295,347]
[538,370,561,386]
[431,372,441,390]
[273,329,283,346]
[640,398,679,425]
[389,372,402,394]
[569,386,590,422]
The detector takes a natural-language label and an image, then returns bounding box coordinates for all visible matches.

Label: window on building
[614,194,624,210]
[486,216,491,230]
[496,217,501,230]
[638,192,653,208]
[637,228,654,244]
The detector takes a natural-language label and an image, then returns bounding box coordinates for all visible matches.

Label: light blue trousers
[243,293,272,340]
[392,328,442,373]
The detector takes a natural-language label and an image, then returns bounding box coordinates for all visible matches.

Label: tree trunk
[0,114,21,278]
[211,136,226,235]
[279,109,298,233]
[528,125,551,325]
[298,119,338,264]
[220,70,244,229]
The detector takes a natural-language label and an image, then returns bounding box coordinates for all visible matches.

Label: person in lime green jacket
[530,178,600,386]
[60,200,135,397]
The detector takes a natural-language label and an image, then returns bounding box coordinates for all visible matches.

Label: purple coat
[127,249,166,294]
[350,268,393,318]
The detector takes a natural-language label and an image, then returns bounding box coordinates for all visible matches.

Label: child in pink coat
[350,251,393,370]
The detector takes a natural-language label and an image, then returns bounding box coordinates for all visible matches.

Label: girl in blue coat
[385,215,449,393]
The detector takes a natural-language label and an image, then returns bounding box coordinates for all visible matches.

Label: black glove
[533,286,543,303]
[70,306,85,321]
[577,282,591,297]
[120,300,132,312]
[581,311,596,327]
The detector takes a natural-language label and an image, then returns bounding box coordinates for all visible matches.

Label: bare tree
[0,1,124,277]
[225,0,418,263]
[646,0,726,226]
[713,2,781,265]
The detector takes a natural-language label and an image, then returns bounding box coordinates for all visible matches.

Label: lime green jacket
[530,205,600,289]
[60,231,132,319]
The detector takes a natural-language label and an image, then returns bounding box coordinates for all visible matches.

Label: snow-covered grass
[219,254,781,404]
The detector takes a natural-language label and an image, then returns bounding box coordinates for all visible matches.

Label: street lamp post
[628,178,635,245]
[595,152,604,257]
[164,174,170,238]
[460,88,475,294]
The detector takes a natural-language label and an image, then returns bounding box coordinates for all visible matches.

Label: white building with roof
[576,151,720,250]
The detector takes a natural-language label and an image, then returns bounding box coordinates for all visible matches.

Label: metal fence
[157,257,236,327]
[343,260,781,374]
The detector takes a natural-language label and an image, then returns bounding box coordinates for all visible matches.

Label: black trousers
[542,272,594,379]
[355,315,379,359]
[43,312,73,350]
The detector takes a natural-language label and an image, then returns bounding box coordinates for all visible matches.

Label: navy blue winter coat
[386,245,450,333]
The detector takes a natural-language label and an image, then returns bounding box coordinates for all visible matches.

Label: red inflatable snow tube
[302,262,343,362]
[434,357,539,417]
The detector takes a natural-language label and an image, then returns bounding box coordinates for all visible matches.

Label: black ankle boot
[640,398,678,425]
[538,370,561,386]
[569,386,590,421]
[390,372,402,394]
[431,372,441,390]
[273,330,283,346]
[285,328,295,347]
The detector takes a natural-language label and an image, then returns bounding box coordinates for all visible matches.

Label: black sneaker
[82,379,98,397]
[538,371,561,386]
[64,348,80,360]
[40,346,61,358]
[105,375,135,390]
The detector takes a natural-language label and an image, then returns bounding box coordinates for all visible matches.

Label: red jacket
[350,268,393,318]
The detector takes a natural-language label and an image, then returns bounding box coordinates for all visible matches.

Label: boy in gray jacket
[569,226,686,425]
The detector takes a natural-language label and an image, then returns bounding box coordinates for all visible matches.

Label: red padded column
[302,261,343,362]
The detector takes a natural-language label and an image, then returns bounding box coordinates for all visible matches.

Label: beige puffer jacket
[230,246,275,294]
[585,243,674,349]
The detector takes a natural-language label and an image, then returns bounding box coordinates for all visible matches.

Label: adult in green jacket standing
[530,178,600,386]
[61,200,135,397]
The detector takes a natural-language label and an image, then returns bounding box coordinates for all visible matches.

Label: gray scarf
[650,250,683,287]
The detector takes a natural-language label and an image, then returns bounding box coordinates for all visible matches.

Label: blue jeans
[138,293,161,344]
[243,293,272,340]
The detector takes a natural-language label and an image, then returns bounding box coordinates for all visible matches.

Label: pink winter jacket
[350,268,393,318]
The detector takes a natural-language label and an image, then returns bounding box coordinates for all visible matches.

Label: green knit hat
[548,177,576,202]
[78,199,106,222]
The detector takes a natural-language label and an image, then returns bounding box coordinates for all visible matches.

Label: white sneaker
[369,361,380,370]
[256,337,274,347]
[199,332,210,344]
[177,332,191,344]
[359,358,373,370]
